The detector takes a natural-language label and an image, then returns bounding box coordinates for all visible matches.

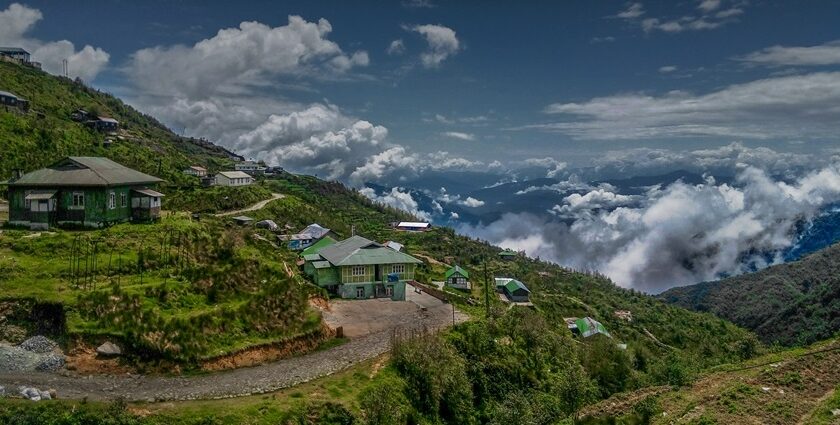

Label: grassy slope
[659,243,840,346]
[0,60,236,186]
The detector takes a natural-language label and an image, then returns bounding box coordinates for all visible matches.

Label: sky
[5,0,840,292]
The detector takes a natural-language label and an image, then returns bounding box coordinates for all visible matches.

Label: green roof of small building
[9,157,162,188]
[300,235,338,257]
[445,265,469,280]
[312,261,332,269]
[317,235,423,267]
[302,254,323,262]
[575,317,611,338]
[504,279,530,294]
[498,250,517,257]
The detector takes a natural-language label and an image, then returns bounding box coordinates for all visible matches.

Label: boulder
[19,386,41,401]
[35,353,65,372]
[96,341,122,357]
[0,385,5,397]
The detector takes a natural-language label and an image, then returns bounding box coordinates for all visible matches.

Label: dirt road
[0,291,467,402]
[215,193,284,217]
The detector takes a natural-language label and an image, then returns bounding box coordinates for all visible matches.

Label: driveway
[0,290,467,402]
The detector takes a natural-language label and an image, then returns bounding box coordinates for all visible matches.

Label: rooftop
[218,171,252,179]
[317,235,423,267]
[397,221,431,228]
[9,157,163,188]
[0,47,30,54]
[446,265,469,280]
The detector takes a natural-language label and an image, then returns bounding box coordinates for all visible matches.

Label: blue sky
[3,0,840,179]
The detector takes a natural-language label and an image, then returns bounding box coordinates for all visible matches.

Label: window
[109,192,116,209]
[392,264,405,274]
[352,265,366,276]
[23,191,31,209]
[120,193,127,207]
[356,287,365,298]
[72,192,85,208]
[385,286,394,297]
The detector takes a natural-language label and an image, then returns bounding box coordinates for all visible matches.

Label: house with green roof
[302,235,423,301]
[3,157,163,229]
[445,265,470,290]
[495,277,531,302]
[572,317,611,339]
[498,249,518,261]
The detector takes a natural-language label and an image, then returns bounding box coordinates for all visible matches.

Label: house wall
[9,185,146,228]
[314,267,340,286]
[338,281,405,301]
[339,263,416,284]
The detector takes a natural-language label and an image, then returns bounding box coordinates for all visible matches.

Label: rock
[0,324,27,344]
[48,389,57,399]
[35,353,65,372]
[96,341,122,357]
[0,385,5,397]
[19,386,41,401]
[38,389,51,400]
[832,408,840,417]
[19,335,58,354]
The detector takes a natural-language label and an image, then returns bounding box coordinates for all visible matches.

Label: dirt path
[0,292,467,402]
[215,193,284,217]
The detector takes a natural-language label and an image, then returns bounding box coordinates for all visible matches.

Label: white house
[215,171,254,187]
[235,161,266,176]
[396,221,431,232]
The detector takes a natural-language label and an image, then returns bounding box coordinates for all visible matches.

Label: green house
[445,265,470,290]
[494,277,531,302]
[303,235,423,301]
[3,157,164,229]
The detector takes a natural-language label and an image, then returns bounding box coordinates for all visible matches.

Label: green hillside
[660,243,840,346]
[0,60,769,423]
[0,60,238,186]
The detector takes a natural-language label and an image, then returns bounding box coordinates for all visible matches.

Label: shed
[498,249,518,260]
[215,171,253,187]
[396,221,431,231]
[574,317,611,339]
[445,265,470,290]
[495,277,531,302]
[232,216,254,225]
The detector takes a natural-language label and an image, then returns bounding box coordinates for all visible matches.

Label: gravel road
[0,291,467,402]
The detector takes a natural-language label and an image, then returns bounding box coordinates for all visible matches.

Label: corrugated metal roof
[318,235,423,266]
[575,317,611,338]
[10,157,163,188]
[495,277,529,293]
[312,261,332,269]
[0,47,29,54]
[98,117,119,123]
[132,188,165,197]
[386,241,404,251]
[398,221,430,228]
[300,236,337,257]
[445,265,469,280]
[218,171,252,179]
[25,190,57,200]
[0,90,19,99]
[290,223,331,241]
[302,253,324,262]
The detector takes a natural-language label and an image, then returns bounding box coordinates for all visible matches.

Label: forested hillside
[0,60,237,185]
[660,243,840,346]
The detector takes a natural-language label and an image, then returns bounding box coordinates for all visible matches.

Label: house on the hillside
[495,277,531,302]
[395,221,431,232]
[302,235,423,301]
[570,317,612,339]
[235,161,266,176]
[300,236,338,257]
[498,249,518,261]
[215,171,253,186]
[445,265,471,290]
[285,223,338,251]
[0,90,29,111]
[2,157,164,229]
[0,47,30,63]
[86,116,119,132]
[70,109,89,122]
[183,166,207,177]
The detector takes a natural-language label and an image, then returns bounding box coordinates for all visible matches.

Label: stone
[0,385,5,397]
[19,386,41,401]
[832,409,840,417]
[19,335,57,354]
[35,353,66,372]
[48,389,57,399]
[96,341,122,357]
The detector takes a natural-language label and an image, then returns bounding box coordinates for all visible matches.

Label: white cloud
[442,131,476,141]
[531,72,840,141]
[387,39,406,55]
[615,3,645,19]
[128,16,368,99]
[615,0,745,34]
[461,197,485,208]
[738,40,840,67]
[234,104,388,181]
[0,3,109,81]
[552,189,638,218]
[522,157,568,178]
[407,24,461,68]
[590,36,617,44]
[459,163,840,293]
[359,187,433,221]
[658,65,678,73]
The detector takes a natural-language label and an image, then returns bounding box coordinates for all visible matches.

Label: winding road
[214,193,284,217]
[0,291,467,402]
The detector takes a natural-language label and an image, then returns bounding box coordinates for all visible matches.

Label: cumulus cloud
[615,1,745,34]
[459,164,840,293]
[442,131,476,141]
[406,24,460,68]
[738,40,840,67]
[349,149,483,186]
[551,189,638,218]
[359,187,433,221]
[128,16,369,99]
[387,39,406,55]
[461,197,485,208]
[658,65,678,73]
[522,157,568,178]
[528,72,840,141]
[0,3,109,80]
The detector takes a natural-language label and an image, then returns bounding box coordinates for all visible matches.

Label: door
[356,287,365,298]
[375,265,382,282]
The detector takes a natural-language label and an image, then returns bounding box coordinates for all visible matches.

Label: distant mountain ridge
[659,242,840,346]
